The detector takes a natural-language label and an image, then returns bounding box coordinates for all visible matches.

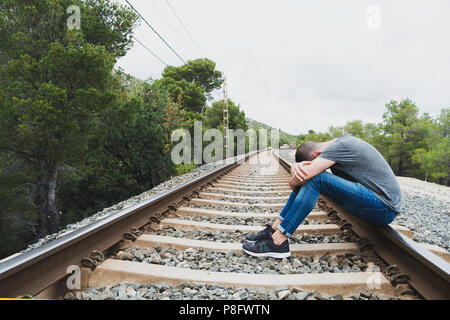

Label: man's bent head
[295,141,320,162]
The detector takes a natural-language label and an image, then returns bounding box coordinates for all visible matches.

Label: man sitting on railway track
[242,134,402,258]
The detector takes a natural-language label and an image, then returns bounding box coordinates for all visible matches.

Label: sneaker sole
[242,248,291,259]
[245,237,273,243]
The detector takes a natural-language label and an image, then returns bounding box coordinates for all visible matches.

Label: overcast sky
[116,0,450,135]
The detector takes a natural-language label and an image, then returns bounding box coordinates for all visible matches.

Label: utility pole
[223,77,229,157]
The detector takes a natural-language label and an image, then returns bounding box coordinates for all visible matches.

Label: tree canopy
[158,58,223,113]
[0,0,138,235]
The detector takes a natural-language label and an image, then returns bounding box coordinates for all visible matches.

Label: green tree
[203,99,248,155]
[363,123,388,158]
[204,99,247,131]
[343,120,364,138]
[57,79,186,223]
[382,99,429,176]
[0,0,138,235]
[328,125,344,138]
[296,130,331,147]
[0,153,37,257]
[159,58,223,113]
[412,108,449,183]
[162,58,223,98]
[103,80,186,189]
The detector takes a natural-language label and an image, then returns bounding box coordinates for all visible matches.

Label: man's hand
[288,157,336,189]
[291,161,313,183]
[288,176,304,190]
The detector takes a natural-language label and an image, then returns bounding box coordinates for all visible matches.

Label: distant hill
[246,117,298,147]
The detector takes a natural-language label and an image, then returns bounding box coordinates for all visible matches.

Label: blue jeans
[277,171,397,238]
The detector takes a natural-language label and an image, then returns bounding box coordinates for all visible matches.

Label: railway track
[0,149,449,300]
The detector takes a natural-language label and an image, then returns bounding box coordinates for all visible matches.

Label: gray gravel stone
[75,282,399,300]
[187,202,282,214]
[113,247,368,275]
[150,226,345,244]
[395,185,450,250]
[175,210,329,226]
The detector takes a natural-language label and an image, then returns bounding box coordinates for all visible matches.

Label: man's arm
[291,157,335,184]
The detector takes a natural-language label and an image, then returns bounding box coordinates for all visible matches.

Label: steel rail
[0,151,261,298]
[273,150,450,300]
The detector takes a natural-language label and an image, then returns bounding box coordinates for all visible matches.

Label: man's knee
[305,171,328,188]
[311,171,328,181]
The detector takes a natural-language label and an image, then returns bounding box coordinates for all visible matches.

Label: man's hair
[295,141,319,162]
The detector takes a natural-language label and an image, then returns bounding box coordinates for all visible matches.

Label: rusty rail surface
[273,150,450,300]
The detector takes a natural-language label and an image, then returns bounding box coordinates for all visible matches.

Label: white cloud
[116,0,450,134]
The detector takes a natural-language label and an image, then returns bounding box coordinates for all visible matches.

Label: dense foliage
[0,0,138,247]
[0,1,237,258]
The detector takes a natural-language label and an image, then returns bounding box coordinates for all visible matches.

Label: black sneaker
[242,238,290,258]
[245,224,276,242]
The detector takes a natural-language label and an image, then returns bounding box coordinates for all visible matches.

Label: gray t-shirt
[319,134,401,213]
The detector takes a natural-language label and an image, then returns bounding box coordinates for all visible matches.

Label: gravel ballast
[173,214,327,226]
[197,196,288,204]
[186,202,281,214]
[70,282,399,300]
[148,226,345,244]
[206,189,290,197]
[113,246,369,274]
[174,214,277,226]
